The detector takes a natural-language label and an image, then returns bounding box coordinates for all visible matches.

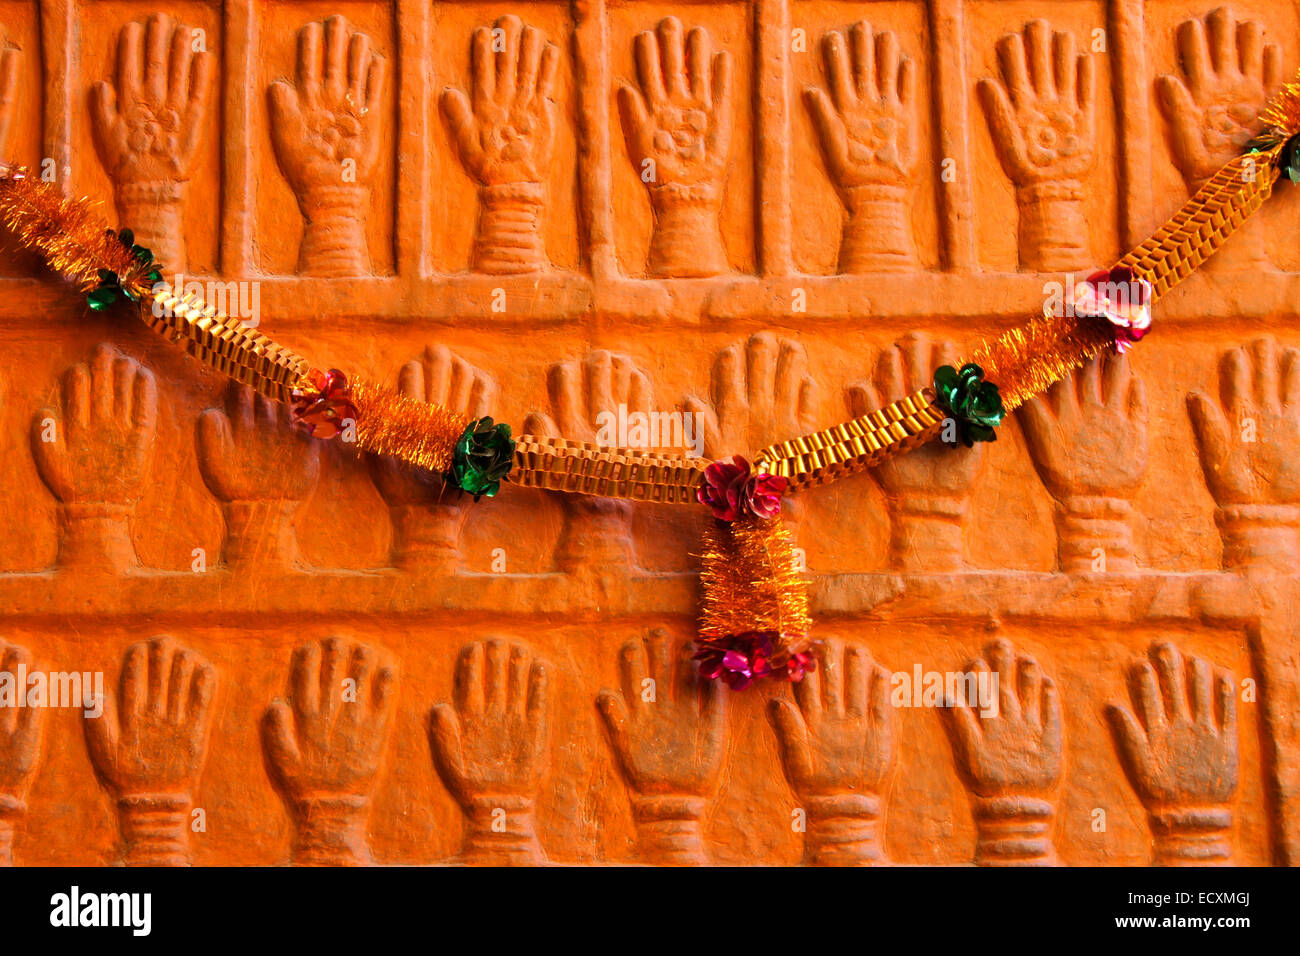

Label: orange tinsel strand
[962,313,1117,413]
[0,170,142,293]
[698,515,811,649]
[348,378,473,475]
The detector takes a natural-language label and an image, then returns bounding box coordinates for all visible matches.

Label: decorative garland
[3,75,1299,690]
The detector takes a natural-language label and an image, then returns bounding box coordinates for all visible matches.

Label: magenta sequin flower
[694,632,816,690]
[697,455,788,522]
[1072,266,1152,354]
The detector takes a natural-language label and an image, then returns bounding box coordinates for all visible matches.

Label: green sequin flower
[87,229,162,311]
[933,363,1005,446]
[450,417,515,499]
[1281,133,1300,184]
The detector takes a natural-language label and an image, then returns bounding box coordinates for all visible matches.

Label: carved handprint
[32,344,156,572]
[0,640,42,867]
[428,639,550,864]
[846,334,983,571]
[442,17,559,274]
[33,344,157,507]
[197,383,321,570]
[617,17,733,277]
[1189,338,1300,505]
[370,346,496,504]
[1107,642,1238,865]
[942,639,1061,865]
[597,630,725,864]
[685,333,818,460]
[768,640,892,865]
[979,21,1096,185]
[1189,339,1300,569]
[1020,352,1148,572]
[978,21,1096,270]
[269,16,386,276]
[83,635,216,866]
[198,383,321,502]
[524,350,655,573]
[0,46,22,160]
[262,638,396,865]
[1158,8,1280,270]
[90,14,213,272]
[370,347,496,570]
[684,333,816,529]
[805,22,917,271]
[1159,7,1281,189]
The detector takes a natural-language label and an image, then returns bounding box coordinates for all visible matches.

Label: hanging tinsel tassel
[694,515,815,690]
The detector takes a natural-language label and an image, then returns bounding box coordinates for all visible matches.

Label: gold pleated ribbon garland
[1,71,1299,688]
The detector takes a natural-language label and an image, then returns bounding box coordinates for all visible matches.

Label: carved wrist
[972,795,1057,866]
[1149,805,1233,866]
[1056,495,1137,573]
[118,793,191,866]
[1214,503,1300,571]
[1015,181,1089,272]
[0,795,25,867]
[840,183,914,273]
[887,493,966,572]
[630,794,707,865]
[646,183,727,278]
[57,502,138,572]
[116,185,187,272]
[803,793,884,865]
[221,499,301,570]
[474,182,548,274]
[297,184,371,277]
[460,794,543,864]
[557,497,634,573]
[388,502,465,571]
[291,794,372,866]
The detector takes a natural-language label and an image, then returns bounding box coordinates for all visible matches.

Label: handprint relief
[442,16,560,274]
[32,344,157,573]
[618,17,733,277]
[847,334,985,572]
[524,350,655,574]
[685,333,818,461]
[805,22,918,272]
[684,333,817,530]
[768,639,893,865]
[269,16,386,276]
[1019,352,1148,573]
[197,383,321,571]
[83,636,216,866]
[978,20,1097,271]
[597,630,725,865]
[0,46,23,161]
[262,638,397,865]
[942,639,1063,865]
[90,14,213,273]
[1107,642,1238,865]
[369,347,497,571]
[0,640,42,867]
[429,639,551,865]
[1158,8,1280,271]
[1188,338,1300,571]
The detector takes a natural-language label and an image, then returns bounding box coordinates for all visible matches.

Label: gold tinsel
[0,171,141,292]
[349,377,472,474]
[1260,68,1300,140]
[962,312,1116,412]
[698,515,811,645]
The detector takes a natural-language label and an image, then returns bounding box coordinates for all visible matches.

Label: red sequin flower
[1072,266,1152,354]
[697,455,788,522]
[694,632,817,690]
[291,367,358,440]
